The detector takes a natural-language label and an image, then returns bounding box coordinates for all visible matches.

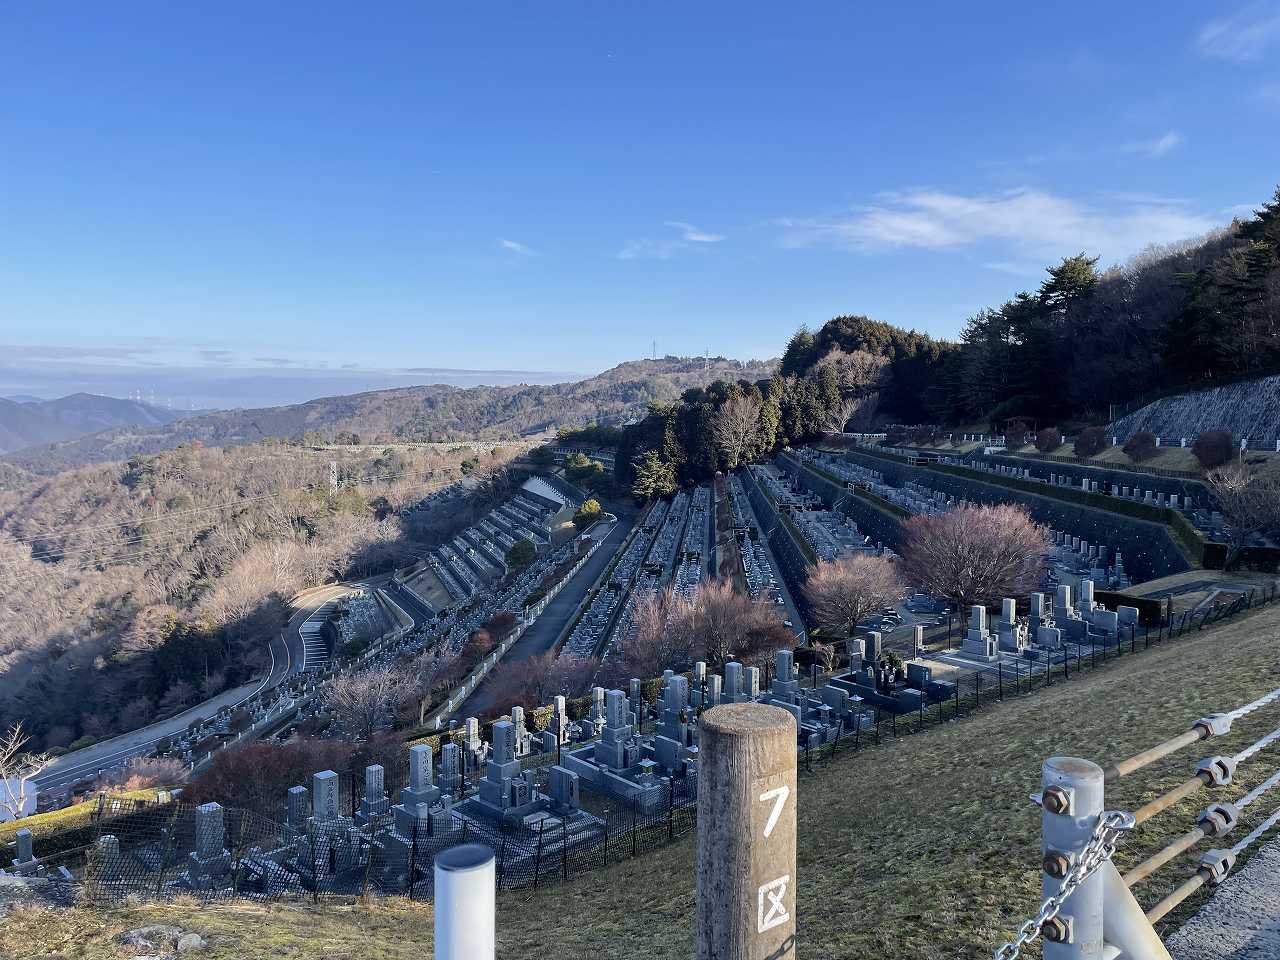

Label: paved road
[458,512,635,717]
[1164,836,1280,959]
[34,583,361,798]
[283,583,366,674]
[32,679,261,795]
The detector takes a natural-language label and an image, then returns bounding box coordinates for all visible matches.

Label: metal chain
[994,811,1135,960]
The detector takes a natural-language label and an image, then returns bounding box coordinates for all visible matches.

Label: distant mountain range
[0,393,192,456]
[2,356,777,473]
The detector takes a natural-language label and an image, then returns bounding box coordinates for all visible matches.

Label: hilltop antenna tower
[652,339,657,361]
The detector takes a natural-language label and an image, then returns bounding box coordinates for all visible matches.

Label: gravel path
[1165,836,1280,959]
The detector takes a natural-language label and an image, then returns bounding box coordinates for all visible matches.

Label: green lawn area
[1,789,167,846]
[7,599,1280,959]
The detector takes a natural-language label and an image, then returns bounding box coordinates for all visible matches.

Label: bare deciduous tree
[321,664,413,741]
[802,553,904,638]
[666,578,792,671]
[0,723,51,820]
[1207,465,1280,568]
[406,640,459,726]
[821,395,862,435]
[618,587,695,677]
[898,504,1050,612]
[812,348,888,395]
[811,640,838,674]
[712,393,762,470]
[484,651,598,716]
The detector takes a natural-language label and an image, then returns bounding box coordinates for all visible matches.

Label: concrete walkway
[1164,836,1280,959]
[458,510,635,716]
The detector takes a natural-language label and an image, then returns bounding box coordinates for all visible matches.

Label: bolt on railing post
[1041,757,1106,959]
[434,844,495,960]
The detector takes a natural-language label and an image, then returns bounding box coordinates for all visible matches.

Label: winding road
[32,582,363,798]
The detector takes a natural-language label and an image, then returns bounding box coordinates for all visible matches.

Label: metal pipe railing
[1122,827,1204,887]
[1144,872,1206,924]
[1131,775,1209,826]
[1103,729,1205,784]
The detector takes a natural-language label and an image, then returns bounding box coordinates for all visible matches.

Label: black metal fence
[10,581,1276,907]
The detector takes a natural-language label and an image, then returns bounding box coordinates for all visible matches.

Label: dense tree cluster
[934,189,1280,426]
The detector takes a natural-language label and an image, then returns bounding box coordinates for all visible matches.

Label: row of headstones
[972,458,1208,514]
[1048,530,1130,590]
[10,647,946,893]
[959,581,1140,663]
[564,499,670,657]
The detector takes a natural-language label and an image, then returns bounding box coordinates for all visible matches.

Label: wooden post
[696,702,797,960]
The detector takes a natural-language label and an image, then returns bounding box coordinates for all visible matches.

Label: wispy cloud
[1196,3,1280,61]
[1121,130,1183,158]
[663,220,725,243]
[617,239,677,260]
[777,187,1218,264]
[981,261,1044,278]
[497,238,536,256]
[618,220,726,260]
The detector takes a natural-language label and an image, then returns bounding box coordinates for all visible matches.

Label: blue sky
[2,2,1279,406]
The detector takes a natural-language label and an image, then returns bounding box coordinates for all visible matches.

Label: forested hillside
[0,441,516,749]
[617,186,1280,493]
[5,357,775,474]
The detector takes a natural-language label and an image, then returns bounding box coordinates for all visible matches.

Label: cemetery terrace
[7,583,1280,960]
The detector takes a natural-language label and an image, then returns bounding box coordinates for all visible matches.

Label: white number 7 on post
[758,785,789,839]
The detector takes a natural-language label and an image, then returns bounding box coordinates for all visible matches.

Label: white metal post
[434,843,496,960]
[1042,757,1105,960]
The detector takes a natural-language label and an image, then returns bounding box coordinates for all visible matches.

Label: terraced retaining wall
[829,450,1192,583]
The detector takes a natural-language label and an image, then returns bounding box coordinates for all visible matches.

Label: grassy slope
[0,790,165,845]
[8,601,1280,960]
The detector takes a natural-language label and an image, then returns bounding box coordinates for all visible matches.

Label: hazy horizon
[0,355,592,410]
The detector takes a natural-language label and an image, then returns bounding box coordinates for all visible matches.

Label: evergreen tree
[630,449,677,500]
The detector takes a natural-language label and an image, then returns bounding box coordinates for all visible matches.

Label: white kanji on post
[757,875,790,933]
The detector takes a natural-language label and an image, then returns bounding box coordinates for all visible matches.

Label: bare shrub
[1123,431,1158,462]
[1192,430,1235,470]
[898,504,1050,611]
[98,756,187,792]
[1073,426,1106,458]
[1034,428,1062,453]
[802,554,903,638]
